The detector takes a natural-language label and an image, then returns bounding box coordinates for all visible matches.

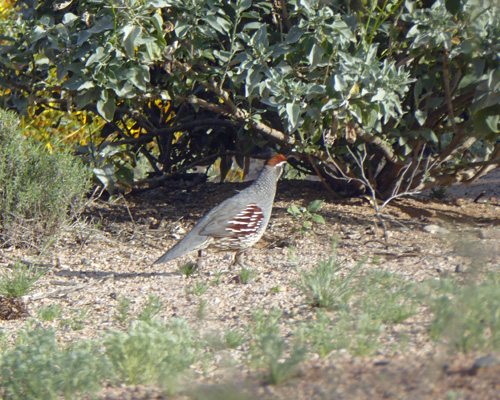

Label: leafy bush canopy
[0,0,499,197]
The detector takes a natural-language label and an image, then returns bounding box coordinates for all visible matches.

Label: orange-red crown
[265,154,287,167]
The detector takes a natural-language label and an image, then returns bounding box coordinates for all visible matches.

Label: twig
[306,154,342,199]
[117,193,136,229]
[177,95,293,146]
[278,0,292,31]
[0,253,55,268]
[135,150,242,186]
[24,277,112,301]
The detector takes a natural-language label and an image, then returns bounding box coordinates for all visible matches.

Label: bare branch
[113,119,237,146]
[443,51,460,136]
[177,95,293,146]
[135,150,242,186]
[356,127,399,164]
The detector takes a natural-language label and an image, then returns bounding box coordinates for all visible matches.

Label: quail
[153,154,288,269]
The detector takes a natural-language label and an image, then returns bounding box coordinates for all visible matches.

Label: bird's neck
[252,166,281,191]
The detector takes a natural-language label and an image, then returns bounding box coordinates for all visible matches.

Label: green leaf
[311,214,325,225]
[149,0,171,6]
[420,128,439,144]
[87,16,114,34]
[175,22,190,38]
[308,200,324,213]
[86,47,107,66]
[250,24,268,48]
[485,115,500,133]
[62,13,78,26]
[308,44,325,70]
[115,165,134,186]
[97,95,116,121]
[334,75,346,92]
[287,205,300,215]
[415,110,427,126]
[238,0,252,12]
[286,27,304,44]
[123,25,142,59]
[445,0,461,15]
[286,103,300,129]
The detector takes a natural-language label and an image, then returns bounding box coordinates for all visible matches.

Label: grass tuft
[0,261,46,297]
[292,238,365,309]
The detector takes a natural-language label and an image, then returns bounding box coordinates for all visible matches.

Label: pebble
[454,264,468,273]
[472,354,500,369]
[423,224,449,234]
[478,227,500,239]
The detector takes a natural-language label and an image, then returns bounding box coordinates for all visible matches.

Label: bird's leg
[232,252,246,270]
[195,250,204,273]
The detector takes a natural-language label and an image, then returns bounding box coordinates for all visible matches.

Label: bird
[153,154,288,270]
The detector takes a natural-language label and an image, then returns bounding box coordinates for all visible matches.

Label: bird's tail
[152,232,210,265]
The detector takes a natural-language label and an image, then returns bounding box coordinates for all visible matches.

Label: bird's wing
[199,200,264,238]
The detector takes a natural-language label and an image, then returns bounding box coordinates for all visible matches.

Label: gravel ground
[1,169,500,399]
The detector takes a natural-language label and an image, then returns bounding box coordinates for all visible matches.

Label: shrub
[3,0,499,197]
[0,327,108,400]
[102,318,200,390]
[0,110,92,246]
[425,274,500,352]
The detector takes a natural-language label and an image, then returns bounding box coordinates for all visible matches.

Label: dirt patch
[1,176,499,399]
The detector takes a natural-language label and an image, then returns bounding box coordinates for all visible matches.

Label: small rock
[478,227,500,239]
[455,264,468,273]
[473,354,500,369]
[423,224,449,234]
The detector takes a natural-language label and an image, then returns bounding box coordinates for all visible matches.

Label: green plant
[60,308,90,331]
[4,1,499,198]
[114,296,131,324]
[358,271,419,324]
[350,314,385,356]
[196,299,207,320]
[0,261,47,297]
[210,271,224,286]
[260,335,306,385]
[224,328,247,349]
[239,267,256,284]
[178,261,198,277]
[297,309,384,358]
[297,311,348,358]
[430,186,449,200]
[186,280,208,296]
[287,200,326,237]
[247,308,282,342]
[424,274,500,352]
[0,110,92,246]
[292,239,366,309]
[0,327,108,400]
[102,318,199,389]
[246,308,305,384]
[137,295,163,322]
[36,304,63,322]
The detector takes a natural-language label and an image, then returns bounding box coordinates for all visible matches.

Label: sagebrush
[0,110,92,246]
